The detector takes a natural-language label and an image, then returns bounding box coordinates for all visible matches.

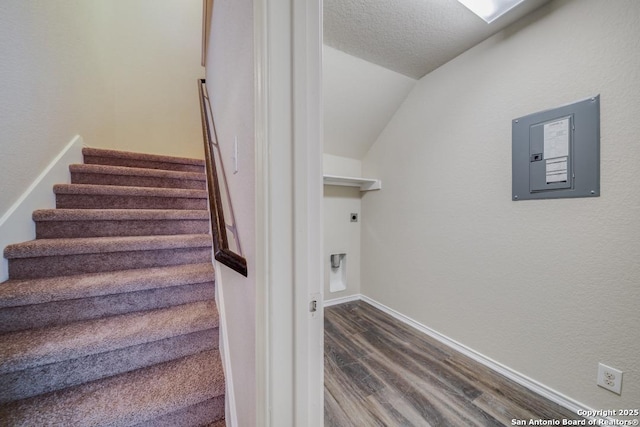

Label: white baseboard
[323,293,361,307]
[329,293,598,420]
[0,135,85,282]
[215,267,238,427]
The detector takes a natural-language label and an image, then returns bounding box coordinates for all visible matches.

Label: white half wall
[323,45,416,159]
[0,135,84,282]
[362,0,640,411]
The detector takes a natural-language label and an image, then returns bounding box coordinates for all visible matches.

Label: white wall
[206,0,255,424]
[323,45,415,159]
[323,154,362,301]
[0,0,204,224]
[0,0,115,218]
[362,0,640,411]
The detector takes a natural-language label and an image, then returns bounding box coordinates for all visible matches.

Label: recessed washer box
[512,96,600,201]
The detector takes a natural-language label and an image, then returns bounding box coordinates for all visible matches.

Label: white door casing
[254,0,323,425]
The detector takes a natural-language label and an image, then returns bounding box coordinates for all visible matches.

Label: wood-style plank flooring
[324,301,582,426]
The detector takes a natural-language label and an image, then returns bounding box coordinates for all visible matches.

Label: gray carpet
[0,147,225,426]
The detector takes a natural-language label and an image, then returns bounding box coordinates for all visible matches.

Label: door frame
[254,0,324,425]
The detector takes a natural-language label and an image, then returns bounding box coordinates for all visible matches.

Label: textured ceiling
[324,0,551,79]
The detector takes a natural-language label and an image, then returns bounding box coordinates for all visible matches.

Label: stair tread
[0,300,218,374]
[54,183,208,198]
[0,263,215,308]
[131,396,225,427]
[0,329,219,404]
[70,163,206,180]
[82,147,205,167]
[33,208,210,222]
[4,234,212,259]
[0,349,224,426]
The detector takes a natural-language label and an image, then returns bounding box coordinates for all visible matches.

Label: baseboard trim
[0,135,85,282]
[323,293,361,307]
[215,267,238,427]
[329,293,598,420]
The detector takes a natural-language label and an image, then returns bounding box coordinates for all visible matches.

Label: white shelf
[323,174,381,191]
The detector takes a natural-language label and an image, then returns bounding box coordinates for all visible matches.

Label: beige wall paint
[109,0,205,159]
[322,44,414,302]
[323,153,361,177]
[1,0,204,220]
[323,45,416,159]
[206,0,255,424]
[362,0,640,410]
[323,154,363,301]
[0,0,115,217]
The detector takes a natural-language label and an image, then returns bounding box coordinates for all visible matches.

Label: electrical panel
[512,96,600,201]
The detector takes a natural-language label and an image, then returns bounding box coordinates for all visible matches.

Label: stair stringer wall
[0,135,84,282]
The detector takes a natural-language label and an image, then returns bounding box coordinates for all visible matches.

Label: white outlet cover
[597,363,623,395]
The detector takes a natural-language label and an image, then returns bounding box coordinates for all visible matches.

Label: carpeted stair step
[0,281,215,334]
[0,349,225,426]
[4,234,213,280]
[0,328,219,403]
[0,300,218,375]
[132,396,225,427]
[34,209,210,238]
[70,164,206,190]
[83,147,205,173]
[0,263,215,309]
[54,184,208,210]
[0,260,215,333]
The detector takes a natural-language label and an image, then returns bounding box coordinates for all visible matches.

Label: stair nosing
[0,300,219,374]
[0,263,215,308]
[82,147,205,167]
[3,234,212,259]
[69,164,206,181]
[33,208,210,222]
[53,183,208,199]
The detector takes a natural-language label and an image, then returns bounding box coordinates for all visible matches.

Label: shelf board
[323,174,381,191]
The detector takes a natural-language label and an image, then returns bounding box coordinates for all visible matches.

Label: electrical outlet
[597,363,623,395]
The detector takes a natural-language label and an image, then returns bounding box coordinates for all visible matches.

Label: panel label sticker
[544,118,569,160]
[546,157,568,183]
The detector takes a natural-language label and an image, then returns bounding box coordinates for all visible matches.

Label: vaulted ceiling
[322,0,553,160]
[324,0,551,79]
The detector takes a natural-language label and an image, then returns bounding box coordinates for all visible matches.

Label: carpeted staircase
[0,148,226,426]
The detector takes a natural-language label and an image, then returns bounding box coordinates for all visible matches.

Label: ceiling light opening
[457,0,527,23]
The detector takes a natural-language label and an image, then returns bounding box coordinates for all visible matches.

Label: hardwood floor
[324,301,582,426]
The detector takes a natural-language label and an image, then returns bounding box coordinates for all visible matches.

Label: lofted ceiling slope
[324,0,552,79]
